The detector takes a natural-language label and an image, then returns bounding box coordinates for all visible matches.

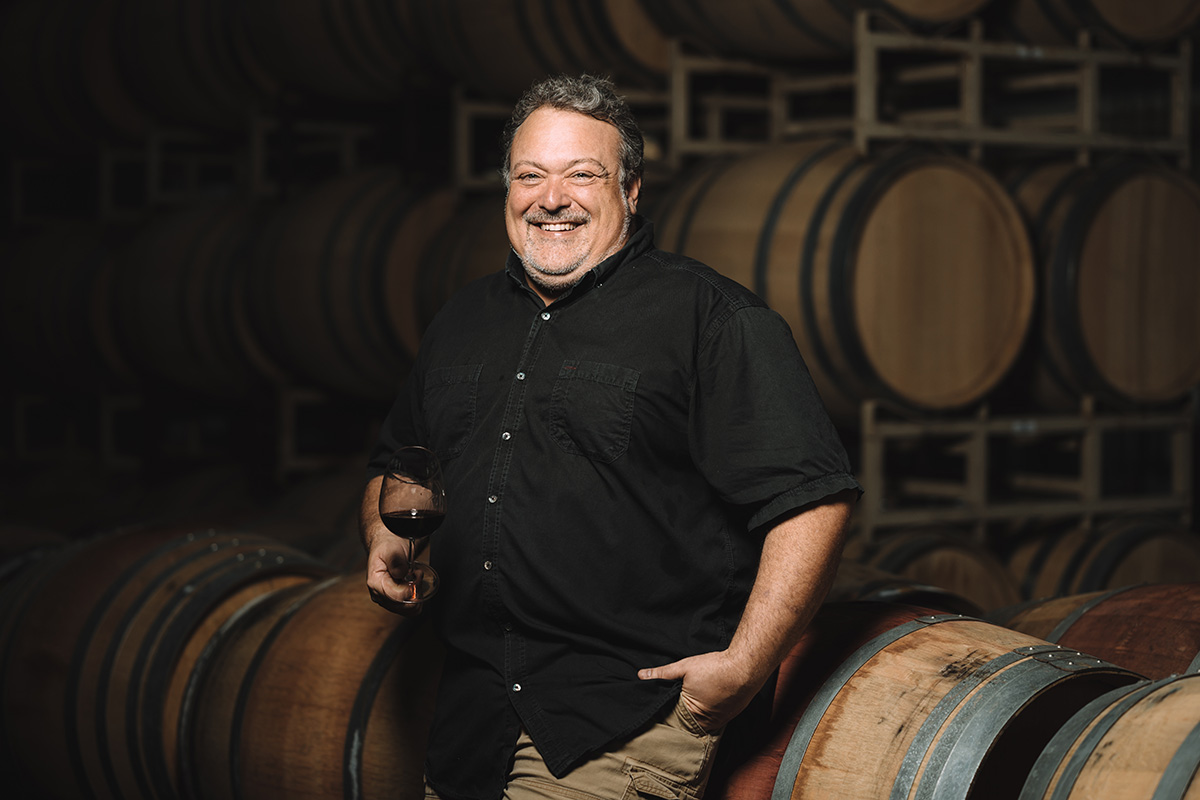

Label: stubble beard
[520,202,633,298]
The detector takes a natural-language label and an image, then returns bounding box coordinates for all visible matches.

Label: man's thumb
[638,661,685,681]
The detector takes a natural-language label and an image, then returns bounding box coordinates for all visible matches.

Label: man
[361,74,860,800]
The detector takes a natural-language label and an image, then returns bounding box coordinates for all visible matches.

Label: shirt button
[516,372,525,380]
[483,560,493,570]
[488,495,498,504]
[501,431,511,440]
[541,312,550,321]
[512,683,522,692]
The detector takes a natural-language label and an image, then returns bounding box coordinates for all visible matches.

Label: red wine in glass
[379,447,445,603]
[380,510,445,540]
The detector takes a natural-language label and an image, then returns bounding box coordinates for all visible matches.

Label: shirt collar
[505,214,655,302]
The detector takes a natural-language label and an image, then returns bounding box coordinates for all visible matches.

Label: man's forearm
[638,489,855,729]
[726,491,854,689]
[359,474,385,550]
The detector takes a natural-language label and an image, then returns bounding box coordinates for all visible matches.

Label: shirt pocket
[422,363,483,462]
[548,360,639,463]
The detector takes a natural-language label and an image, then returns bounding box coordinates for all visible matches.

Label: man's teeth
[539,222,578,231]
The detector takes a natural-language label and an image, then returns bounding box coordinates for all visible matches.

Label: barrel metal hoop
[753,139,844,300]
[1048,677,1172,800]
[798,146,864,401]
[1018,681,1147,800]
[317,2,395,92]
[1080,521,1164,592]
[1045,584,1137,643]
[514,4,574,96]
[175,578,327,799]
[674,158,739,257]
[91,533,266,799]
[0,545,77,794]
[1036,164,1093,402]
[139,551,331,800]
[167,208,215,370]
[828,146,934,406]
[1153,714,1200,800]
[1034,0,1084,46]
[343,614,428,800]
[63,530,221,800]
[770,613,969,800]
[769,0,846,51]
[1049,158,1149,405]
[367,186,425,360]
[1055,525,1098,598]
[228,576,342,800]
[889,649,1026,800]
[318,171,408,388]
[871,531,943,575]
[1021,525,1068,601]
[919,657,1131,800]
[581,5,660,87]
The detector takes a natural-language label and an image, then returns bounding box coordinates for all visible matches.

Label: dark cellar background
[1,0,1197,543]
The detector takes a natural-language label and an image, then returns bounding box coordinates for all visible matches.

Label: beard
[519,203,633,298]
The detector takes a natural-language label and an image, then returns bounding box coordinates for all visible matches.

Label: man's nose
[537,177,570,212]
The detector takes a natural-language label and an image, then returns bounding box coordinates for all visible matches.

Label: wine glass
[378,446,445,603]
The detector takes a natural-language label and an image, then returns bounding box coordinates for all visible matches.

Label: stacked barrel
[0,524,441,800]
[4,529,1198,799]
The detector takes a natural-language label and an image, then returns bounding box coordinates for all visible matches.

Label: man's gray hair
[501,74,644,191]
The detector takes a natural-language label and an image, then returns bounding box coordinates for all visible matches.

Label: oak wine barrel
[990,582,1200,679]
[406,0,670,100]
[642,0,994,62]
[844,528,1022,613]
[707,602,1140,799]
[246,168,456,401]
[1009,157,1200,410]
[0,541,78,795]
[416,190,511,334]
[241,458,365,560]
[997,0,1200,47]
[1006,516,1200,600]
[1020,673,1200,799]
[182,573,443,800]
[655,141,1035,425]
[238,0,425,103]
[110,200,286,400]
[0,526,331,800]
[0,0,154,153]
[108,0,274,133]
[826,559,985,616]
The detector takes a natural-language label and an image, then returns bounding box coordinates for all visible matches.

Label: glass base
[398,561,439,604]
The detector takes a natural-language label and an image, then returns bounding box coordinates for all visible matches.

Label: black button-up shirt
[366,217,860,800]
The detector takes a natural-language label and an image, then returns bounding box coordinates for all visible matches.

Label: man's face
[505,107,640,299]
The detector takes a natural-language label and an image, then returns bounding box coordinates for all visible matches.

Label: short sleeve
[688,305,862,532]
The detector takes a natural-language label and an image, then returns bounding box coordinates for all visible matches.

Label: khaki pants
[425,697,722,800]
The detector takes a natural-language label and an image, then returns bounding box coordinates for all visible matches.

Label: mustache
[524,211,590,224]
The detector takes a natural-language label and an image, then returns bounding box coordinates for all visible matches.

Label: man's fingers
[367,583,424,616]
[638,660,687,681]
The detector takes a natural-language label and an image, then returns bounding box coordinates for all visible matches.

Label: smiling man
[361,74,860,800]
[505,103,638,302]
